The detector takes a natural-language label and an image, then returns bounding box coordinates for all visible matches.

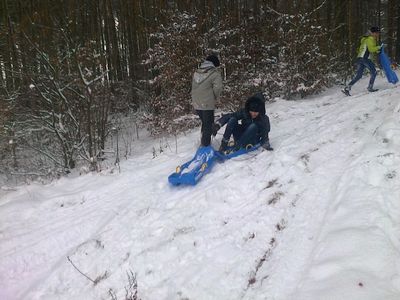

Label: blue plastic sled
[168,146,217,186]
[168,144,260,186]
[214,143,260,161]
[379,48,399,84]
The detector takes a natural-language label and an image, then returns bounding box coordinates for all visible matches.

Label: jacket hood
[193,60,217,84]
[245,95,266,115]
[252,92,266,103]
[199,60,216,70]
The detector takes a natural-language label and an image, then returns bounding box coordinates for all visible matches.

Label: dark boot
[262,140,274,151]
[341,85,351,96]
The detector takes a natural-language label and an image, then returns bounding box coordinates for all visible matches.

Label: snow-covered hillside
[1,77,400,300]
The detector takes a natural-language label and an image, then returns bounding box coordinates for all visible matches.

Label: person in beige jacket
[191,54,223,147]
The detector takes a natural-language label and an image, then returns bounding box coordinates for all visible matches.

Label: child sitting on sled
[213,93,273,152]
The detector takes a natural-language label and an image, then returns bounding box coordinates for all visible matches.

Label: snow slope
[1,78,400,300]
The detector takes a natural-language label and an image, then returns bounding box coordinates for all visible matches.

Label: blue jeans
[348,58,377,88]
[223,117,259,147]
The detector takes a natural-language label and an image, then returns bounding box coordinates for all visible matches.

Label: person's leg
[347,58,366,88]
[365,59,377,90]
[196,110,214,146]
[196,110,204,135]
[237,123,259,148]
[219,117,239,151]
[222,117,239,142]
[232,124,245,143]
[200,110,214,146]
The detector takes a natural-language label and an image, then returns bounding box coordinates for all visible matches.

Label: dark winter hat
[248,100,262,112]
[370,26,380,33]
[206,55,220,67]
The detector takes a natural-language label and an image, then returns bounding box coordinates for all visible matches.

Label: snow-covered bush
[1,37,114,177]
[144,7,335,135]
[143,10,278,134]
[144,12,204,135]
[272,12,332,99]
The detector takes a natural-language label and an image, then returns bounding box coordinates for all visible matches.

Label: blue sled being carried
[168,144,260,186]
[380,48,399,84]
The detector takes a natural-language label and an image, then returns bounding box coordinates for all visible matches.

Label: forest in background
[1,0,399,181]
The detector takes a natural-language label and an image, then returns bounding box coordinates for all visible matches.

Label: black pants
[196,110,214,146]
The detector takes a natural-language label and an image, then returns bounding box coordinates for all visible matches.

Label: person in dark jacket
[213,94,273,152]
[191,54,223,147]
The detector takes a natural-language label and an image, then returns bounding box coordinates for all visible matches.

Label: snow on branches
[143,7,335,135]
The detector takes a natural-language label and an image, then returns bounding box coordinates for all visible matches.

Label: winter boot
[367,86,379,92]
[341,85,351,96]
[262,140,274,151]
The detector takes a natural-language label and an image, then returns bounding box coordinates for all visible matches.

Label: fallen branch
[67,256,96,284]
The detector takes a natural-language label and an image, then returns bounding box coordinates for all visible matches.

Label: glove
[262,140,274,151]
[212,123,221,136]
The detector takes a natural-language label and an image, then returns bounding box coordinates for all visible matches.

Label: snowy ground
[1,76,400,300]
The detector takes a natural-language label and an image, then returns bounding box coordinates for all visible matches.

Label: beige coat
[191,61,223,110]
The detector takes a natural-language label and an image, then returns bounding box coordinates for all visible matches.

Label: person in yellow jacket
[342,26,382,96]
